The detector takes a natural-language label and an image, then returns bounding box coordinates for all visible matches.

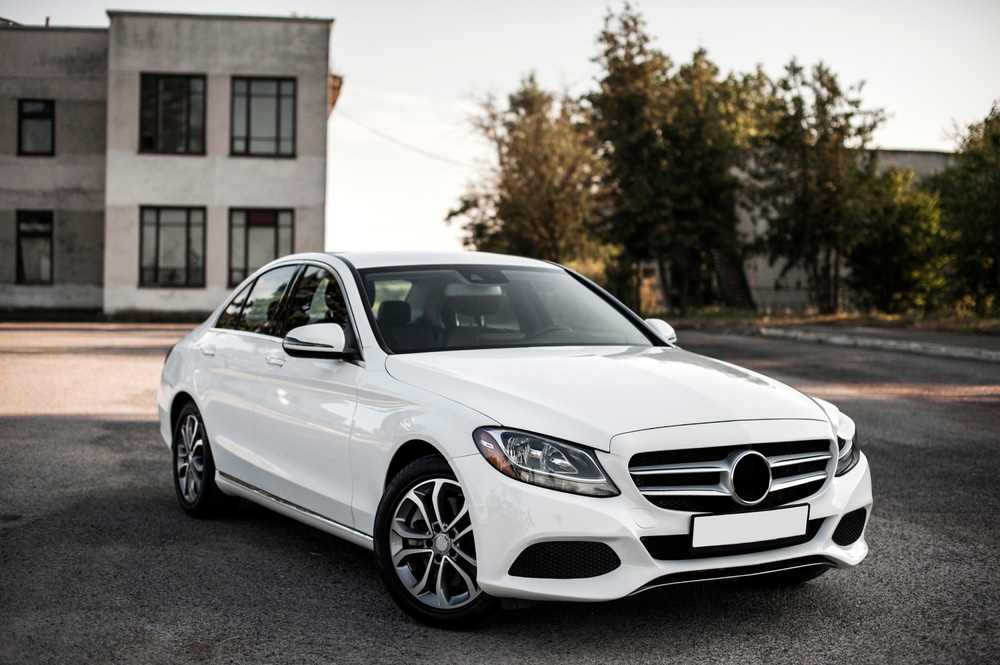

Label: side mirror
[283,323,360,361]
[644,318,678,345]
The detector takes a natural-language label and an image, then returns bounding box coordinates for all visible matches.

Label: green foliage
[846,167,948,313]
[586,3,673,311]
[750,60,885,314]
[587,5,754,314]
[447,74,605,268]
[928,100,1000,316]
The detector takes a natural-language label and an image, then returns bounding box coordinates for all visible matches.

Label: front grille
[508,541,621,579]
[832,508,868,546]
[642,517,826,560]
[629,439,834,514]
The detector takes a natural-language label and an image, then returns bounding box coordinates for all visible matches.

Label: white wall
[103,12,331,314]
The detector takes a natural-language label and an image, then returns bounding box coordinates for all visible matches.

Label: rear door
[198,265,299,487]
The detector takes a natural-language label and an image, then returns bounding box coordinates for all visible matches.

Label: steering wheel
[527,324,571,341]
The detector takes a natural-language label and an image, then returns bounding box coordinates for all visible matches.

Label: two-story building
[1,11,335,317]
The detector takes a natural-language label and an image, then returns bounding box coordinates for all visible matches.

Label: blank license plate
[692,505,809,548]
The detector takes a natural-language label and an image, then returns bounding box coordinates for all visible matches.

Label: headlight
[835,412,861,476]
[473,428,619,497]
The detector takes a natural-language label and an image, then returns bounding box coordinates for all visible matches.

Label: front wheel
[172,402,235,517]
[373,457,499,629]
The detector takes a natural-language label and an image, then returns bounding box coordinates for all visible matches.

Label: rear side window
[215,265,298,335]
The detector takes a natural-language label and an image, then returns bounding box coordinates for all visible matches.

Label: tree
[587,2,673,312]
[929,100,1000,316]
[658,49,754,314]
[447,74,604,268]
[751,61,884,314]
[846,167,948,313]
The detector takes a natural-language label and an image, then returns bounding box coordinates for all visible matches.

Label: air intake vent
[832,508,868,546]
[508,541,621,579]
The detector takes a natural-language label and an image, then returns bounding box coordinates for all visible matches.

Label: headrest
[444,295,502,317]
[378,300,411,326]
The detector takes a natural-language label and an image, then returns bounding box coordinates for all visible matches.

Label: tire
[172,402,236,518]
[374,457,500,629]
[754,564,829,587]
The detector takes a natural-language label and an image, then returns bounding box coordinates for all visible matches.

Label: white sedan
[158,251,872,629]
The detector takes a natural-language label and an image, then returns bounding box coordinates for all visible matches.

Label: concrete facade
[0,27,108,311]
[1,11,332,316]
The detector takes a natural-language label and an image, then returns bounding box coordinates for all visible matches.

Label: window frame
[138,206,207,288]
[15,210,54,285]
[230,76,297,158]
[17,99,55,157]
[228,208,295,287]
[139,73,207,155]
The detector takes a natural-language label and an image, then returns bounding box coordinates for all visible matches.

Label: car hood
[384,346,828,452]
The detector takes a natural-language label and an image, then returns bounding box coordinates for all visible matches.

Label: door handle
[265,353,286,367]
[200,345,217,357]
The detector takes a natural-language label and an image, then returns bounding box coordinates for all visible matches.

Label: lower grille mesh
[642,518,826,560]
[832,508,868,546]
[508,541,621,579]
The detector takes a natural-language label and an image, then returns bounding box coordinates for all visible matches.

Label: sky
[3,0,999,253]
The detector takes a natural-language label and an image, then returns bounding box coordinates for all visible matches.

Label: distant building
[737,149,955,312]
[1,11,336,317]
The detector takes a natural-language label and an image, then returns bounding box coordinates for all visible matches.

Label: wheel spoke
[438,556,479,607]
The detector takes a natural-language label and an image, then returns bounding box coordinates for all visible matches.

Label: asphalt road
[1,324,997,664]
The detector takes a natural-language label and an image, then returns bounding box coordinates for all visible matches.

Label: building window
[16,211,54,284]
[18,100,54,156]
[140,207,206,287]
[140,74,206,154]
[231,78,296,156]
[229,209,294,286]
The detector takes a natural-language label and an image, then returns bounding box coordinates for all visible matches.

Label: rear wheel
[374,457,499,629]
[172,403,235,517]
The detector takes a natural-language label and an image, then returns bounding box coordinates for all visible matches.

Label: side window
[283,266,350,334]
[18,100,54,156]
[216,265,297,336]
[216,282,252,330]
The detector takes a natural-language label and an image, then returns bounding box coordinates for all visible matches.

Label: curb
[758,327,1000,363]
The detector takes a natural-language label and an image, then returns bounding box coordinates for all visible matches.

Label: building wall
[738,149,957,312]
[0,28,107,311]
[103,12,330,314]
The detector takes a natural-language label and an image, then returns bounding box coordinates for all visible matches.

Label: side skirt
[217,472,375,551]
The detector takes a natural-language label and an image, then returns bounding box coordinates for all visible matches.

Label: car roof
[321,251,558,271]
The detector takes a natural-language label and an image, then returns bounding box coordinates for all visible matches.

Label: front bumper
[453,419,872,602]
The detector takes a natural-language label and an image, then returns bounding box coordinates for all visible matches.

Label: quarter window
[228,209,294,287]
[231,77,296,156]
[16,211,53,284]
[18,100,54,156]
[140,207,206,287]
[140,74,206,154]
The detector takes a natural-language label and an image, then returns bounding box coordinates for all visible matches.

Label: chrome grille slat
[628,439,835,513]
[768,452,832,468]
[771,471,828,491]
[637,486,729,497]
[629,462,728,476]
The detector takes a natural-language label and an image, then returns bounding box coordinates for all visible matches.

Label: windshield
[359,265,654,353]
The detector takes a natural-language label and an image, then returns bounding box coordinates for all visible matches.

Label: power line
[335,109,477,169]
